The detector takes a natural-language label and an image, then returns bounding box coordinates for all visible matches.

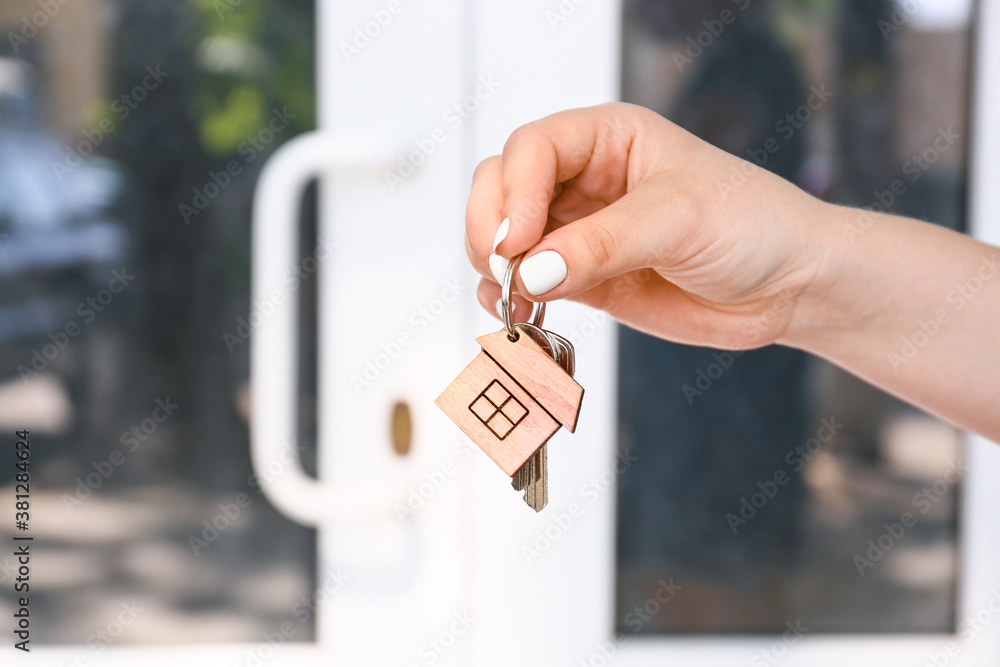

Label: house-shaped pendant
[435,329,584,476]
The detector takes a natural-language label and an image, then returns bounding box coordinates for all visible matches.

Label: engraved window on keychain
[435,254,584,512]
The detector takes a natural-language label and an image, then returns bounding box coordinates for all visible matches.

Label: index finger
[497,103,637,259]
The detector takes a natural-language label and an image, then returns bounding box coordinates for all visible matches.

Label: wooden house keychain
[435,255,584,511]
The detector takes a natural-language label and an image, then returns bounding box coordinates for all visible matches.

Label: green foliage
[191,0,315,155]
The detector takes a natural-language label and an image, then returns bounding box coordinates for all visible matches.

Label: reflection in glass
[0,0,318,644]
[616,0,969,634]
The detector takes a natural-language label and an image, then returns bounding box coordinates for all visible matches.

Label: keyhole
[390,400,412,456]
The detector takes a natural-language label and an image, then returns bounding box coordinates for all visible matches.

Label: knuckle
[472,155,500,182]
[502,125,538,157]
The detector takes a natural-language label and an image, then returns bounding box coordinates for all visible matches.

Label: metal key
[509,322,551,507]
[436,252,583,514]
[510,323,577,512]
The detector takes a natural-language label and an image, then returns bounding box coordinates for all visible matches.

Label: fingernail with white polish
[519,250,567,296]
[495,298,504,319]
[488,253,509,285]
[492,217,510,252]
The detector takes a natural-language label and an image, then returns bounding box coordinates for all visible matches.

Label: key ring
[502,254,545,341]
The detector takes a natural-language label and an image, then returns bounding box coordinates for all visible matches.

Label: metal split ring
[501,254,545,341]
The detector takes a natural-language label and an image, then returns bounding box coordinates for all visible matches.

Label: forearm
[783,202,1000,441]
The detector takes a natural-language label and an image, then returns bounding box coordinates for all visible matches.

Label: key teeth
[525,461,536,508]
[507,325,570,514]
[533,447,548,511]
[527,495,547,512]
[518,445,547,511]
[511,465,527,491]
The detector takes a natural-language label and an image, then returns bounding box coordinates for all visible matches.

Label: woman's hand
[465,102,1000,441]
[465,102,832,350]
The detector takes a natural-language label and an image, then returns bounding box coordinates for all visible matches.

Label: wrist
[777,200,876,353]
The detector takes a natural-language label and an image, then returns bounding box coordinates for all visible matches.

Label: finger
[573,272,774,351]
[476,278,535,322]
[465,155,506,282]
[514,183,680,300]
[465,233,494,284]
[498,103,637,260]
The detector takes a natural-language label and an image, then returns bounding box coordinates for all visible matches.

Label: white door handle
[251,131,405,527]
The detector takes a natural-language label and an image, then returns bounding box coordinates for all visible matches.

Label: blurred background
[0,0,320,644]
[616,0,970,634]
[0,0,988,663]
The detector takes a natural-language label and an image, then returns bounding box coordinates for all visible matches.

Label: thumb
[515,191,666,300]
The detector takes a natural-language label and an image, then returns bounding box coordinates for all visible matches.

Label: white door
[10,0,998,664]
[250,0,621,665]
[249,0,1000,664]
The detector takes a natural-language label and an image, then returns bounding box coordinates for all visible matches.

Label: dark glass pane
[616,0,970,634]
[0,0,318,643]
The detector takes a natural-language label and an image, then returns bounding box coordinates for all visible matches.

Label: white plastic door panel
[251,0,622,665]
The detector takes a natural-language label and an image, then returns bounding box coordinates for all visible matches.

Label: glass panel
[616,0,971,634]
[0,0,318,644]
